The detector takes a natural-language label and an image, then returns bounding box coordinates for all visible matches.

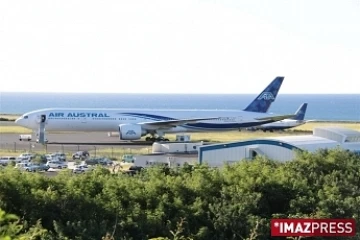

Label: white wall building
[152,141,203,154]
[129,142,202,167]
[198,127,360,167]
[133,153,198,168]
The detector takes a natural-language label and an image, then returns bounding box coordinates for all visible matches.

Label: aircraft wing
[139,117,220,129]
[139,114,296,130]
[255,114,297,122]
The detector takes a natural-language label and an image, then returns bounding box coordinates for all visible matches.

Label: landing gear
[145,136,170,142]
[262,129,274,133]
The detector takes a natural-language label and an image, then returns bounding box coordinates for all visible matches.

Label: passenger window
[24,116,28,119]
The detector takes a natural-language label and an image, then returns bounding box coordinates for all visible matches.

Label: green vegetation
[0,114,20,121]
[0,148,358,239]
[0,118,14,122]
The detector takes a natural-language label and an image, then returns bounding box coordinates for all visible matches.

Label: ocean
[1,92,360,121]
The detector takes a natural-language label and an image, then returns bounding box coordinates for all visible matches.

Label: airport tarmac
[0,132,151,153]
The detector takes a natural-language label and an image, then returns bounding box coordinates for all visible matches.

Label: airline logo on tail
[257,92,275,101]
[297,110,304,116]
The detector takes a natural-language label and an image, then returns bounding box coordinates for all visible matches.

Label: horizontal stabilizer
[255,114,296,122]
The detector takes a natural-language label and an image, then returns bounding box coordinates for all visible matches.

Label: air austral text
[49,112,110,118]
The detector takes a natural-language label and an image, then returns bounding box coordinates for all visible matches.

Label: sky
[0,0,359,94]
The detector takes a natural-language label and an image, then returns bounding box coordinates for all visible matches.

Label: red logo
[271,219,356,237]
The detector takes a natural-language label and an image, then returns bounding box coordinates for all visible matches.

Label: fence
[0,142,152,160]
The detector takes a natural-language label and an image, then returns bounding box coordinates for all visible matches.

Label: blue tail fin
[291,103,308,120]
[243,76,284,113]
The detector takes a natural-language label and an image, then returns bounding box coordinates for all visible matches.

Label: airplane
[245,103,310,132]
[15,76,295,142]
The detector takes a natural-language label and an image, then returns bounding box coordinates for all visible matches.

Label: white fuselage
[15,108,285,133]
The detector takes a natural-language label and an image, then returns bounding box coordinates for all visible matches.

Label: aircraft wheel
[145,137,151,141]
[164,138,170,141]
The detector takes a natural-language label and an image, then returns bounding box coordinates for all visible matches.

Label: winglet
[243,76,284,113]
[290,103,308,120]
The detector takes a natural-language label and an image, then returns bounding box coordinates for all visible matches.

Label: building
[198,127,360,167]
[128,142,202,167]
[132,153,198,167]
[152,141,203,154]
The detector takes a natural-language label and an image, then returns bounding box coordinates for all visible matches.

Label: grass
[1,121,359,139]
[292,122,360,131]
[0,125,32,134]
[164,130,308,142]
[0,114,20,121]
[154,122,360,142]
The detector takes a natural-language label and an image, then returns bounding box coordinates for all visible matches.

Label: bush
[0,148,358,239]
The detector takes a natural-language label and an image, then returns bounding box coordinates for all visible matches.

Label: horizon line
[1,91,360,95]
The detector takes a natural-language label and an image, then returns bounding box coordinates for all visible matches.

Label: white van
[0,156,17,165]
[14,162,29,170]
[18,153,35,159]
[19,135,32,141]
[46,160,67,169]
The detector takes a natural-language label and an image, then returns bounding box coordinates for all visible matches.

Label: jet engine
[119,124,145,140]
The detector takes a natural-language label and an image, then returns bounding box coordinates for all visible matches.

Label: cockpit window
[24,116,28,119]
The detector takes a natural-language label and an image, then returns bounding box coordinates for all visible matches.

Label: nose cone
[15,117,23,125]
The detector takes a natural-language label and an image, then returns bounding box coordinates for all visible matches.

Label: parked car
[18,153,35,159]
[85,157,112,166]
[14,162,29,170]
[72,164,92,174]
[46,160,67,169]
[97,157,113,165]
[121,154,135,163]
[46,152,66,161]
[0,156,17,166]
[15,163,49,172]
[25,164,50,172]
[72,151,90,160]
[53,152,66,161]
